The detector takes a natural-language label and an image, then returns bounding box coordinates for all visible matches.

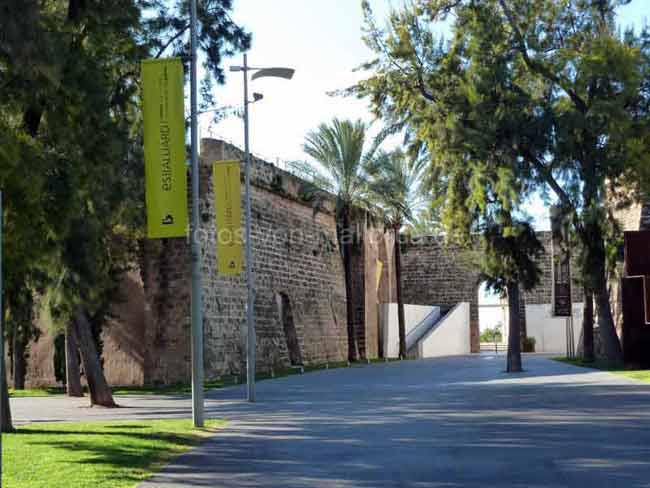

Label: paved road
[13,355,650,487]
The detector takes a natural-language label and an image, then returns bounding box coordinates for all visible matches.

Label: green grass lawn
[1,419,224,488]
[8,378,239,398]
[8,387,66,397]
[111,377,240,396]
[553,357,650,382]
[9,359,361,398]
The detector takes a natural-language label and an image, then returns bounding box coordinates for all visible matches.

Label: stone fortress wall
[399,232,584,353]
[20,139,396,386]
[17,139,650,387]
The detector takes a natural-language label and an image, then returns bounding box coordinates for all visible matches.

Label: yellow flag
[213,161,243,275]
[376,260,383,291]
[142,58,188,238]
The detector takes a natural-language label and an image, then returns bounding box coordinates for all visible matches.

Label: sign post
[550,205,574,358]
[188,0,204,427]
[141,3,203,427]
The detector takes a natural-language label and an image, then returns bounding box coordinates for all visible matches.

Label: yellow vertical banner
[376,260,383,291]
[213,161,243,275]
[142,58,188,238]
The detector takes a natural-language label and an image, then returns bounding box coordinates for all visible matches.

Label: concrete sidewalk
[12,355,650,487]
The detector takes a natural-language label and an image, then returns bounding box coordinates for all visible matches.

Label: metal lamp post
[230,55,294,402]
[188,0,204,427]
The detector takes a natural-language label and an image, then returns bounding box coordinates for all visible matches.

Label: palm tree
[291,118,379,362]
[405,208,442,237]
[367,150,429,358]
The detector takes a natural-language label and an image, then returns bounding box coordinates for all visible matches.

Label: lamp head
[251,67,295,81]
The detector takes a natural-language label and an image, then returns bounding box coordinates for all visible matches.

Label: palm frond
[366,148,434,228]
[299,118,374,214]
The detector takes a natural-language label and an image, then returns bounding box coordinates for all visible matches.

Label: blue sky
[204,0,650,230]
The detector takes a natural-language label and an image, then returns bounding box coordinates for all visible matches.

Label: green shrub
[480,327,503,343]
[522,337,536,352]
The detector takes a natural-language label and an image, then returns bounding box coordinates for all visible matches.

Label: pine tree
[356,0,650,362]
[0,0,250,419]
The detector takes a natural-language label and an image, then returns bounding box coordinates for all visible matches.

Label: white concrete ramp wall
[381,304,439,358]
[381,303,471,359]
[525,303,584,353]
[415,302,471,359]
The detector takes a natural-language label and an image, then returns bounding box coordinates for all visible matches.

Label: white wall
[525,303,583,353]
[380,303,471,359]
[416,302,471,359]
[381,304,439,358]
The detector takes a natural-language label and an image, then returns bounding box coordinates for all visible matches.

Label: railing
[405,308,443,351]
[479,342,508,353]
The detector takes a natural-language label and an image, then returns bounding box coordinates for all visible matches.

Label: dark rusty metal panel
[624,231,650,277]
[622,276,650,367]
[551,206,572,317]
[645,276,650,325]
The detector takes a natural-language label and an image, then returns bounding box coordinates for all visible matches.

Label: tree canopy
[0,0,250,418]
[356,0,650,362]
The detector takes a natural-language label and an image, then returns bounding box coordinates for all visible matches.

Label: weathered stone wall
[522,231,583,306]
[400,232,586,353]
[140,239,190,385]
[21,271,149,388]
[400,236,482,353]
[102,271,146,385]
[615,202,644,232]
[357,224,395,359]
[197,139,358,378]
[17,139,396,387]
[19,320,57,388]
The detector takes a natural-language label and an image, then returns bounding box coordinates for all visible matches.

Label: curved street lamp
[230,55,294,402]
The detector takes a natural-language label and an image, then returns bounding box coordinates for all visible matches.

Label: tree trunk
[506,282,522,373]
[594,278,622,362]
[71,307,116,407]
[519,292,527,350]
[65,322,83,397]
[578,172,623,363]
[394,226,406,359]
[582,228,623,363]
[12,324,26,390]
[341,207,358,362]
[582,287,595,362]
[1,368,13,433]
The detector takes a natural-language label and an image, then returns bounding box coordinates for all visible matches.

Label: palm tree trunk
[582,287,595,362]
[506,282,522,373]
[71,307,116,407]
[65,322,83,397]
[394,226,406,358]
[342,207,358,362]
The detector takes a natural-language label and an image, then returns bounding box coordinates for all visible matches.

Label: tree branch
[497,0,588,113]
[520,147,584,232]
[155,24,190,59]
